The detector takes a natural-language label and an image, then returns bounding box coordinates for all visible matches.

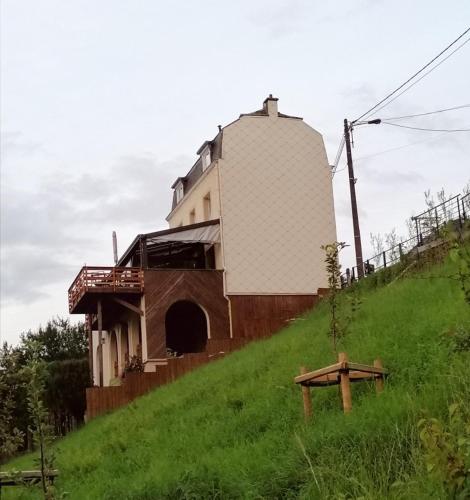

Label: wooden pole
[338,352,352,413]
[374,358,384,394]
[300,366,313,420]
[344,119,364,278]
[98,300,103,387]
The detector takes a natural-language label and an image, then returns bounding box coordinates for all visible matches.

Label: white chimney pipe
[112,231,118,265]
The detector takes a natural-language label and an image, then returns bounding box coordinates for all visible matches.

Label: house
[68,96,337,389]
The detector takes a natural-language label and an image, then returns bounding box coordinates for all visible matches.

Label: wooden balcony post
[86,314,93,385]
[300,366,313,420]
[98,300,103,387]
[339,352,352,413]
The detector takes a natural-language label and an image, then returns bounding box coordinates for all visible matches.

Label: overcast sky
[1,0,469,345]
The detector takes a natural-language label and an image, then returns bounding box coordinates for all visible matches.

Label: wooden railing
[68,266,144,312]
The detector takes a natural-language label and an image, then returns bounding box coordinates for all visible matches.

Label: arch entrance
[165,301,208,355]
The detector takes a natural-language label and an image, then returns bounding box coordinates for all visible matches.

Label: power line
[366,37,470,118]
[354,133,448,162]
[354,26,470,122]
[381,104,470,121]
[382,122,470,132]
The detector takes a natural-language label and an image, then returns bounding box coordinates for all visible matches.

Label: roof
[117,218,220,266]
[168,96,303,213]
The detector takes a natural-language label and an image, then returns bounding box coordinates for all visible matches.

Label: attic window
[201,148,211,171]
[175,182,184,203]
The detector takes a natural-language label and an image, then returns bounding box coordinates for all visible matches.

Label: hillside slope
[4,253,470,499]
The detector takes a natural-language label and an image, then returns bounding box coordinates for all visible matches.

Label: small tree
[23,342,56,499]
[370,232,384,266]
[321,242,347,355]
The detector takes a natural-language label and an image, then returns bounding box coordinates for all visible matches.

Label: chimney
[263,94,279,117]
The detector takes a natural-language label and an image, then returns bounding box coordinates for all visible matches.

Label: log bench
[0,470,59,496]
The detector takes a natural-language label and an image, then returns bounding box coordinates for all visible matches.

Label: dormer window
[197,141,212,172]
[201,148,211,171]
[175,181,184,203]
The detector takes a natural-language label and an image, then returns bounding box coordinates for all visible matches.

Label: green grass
[4,254,470,499]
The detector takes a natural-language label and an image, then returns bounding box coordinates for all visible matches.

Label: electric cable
[381,104,470,121]
[382,122,470,132]
[354,27,470,122]
[365,37,470,119]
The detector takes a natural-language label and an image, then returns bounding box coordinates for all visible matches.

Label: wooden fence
[85,338,248,420]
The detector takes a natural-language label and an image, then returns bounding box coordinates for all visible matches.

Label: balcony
[68,266,144,314]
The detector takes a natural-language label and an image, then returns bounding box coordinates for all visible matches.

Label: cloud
[1,131,43,157]
[246,0,311,38]
[1,152,192,306]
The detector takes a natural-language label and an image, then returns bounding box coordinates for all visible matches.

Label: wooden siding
[229,295,319,339]
[86,340,247,420]
[144,270,230,359]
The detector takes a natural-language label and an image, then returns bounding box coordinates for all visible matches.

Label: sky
[1,0,469,345]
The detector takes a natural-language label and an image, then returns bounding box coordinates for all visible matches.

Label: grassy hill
[4,249,470,499]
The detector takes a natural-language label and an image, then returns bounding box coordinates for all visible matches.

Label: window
[203,193,211,220]
[175,182,184,203]
[189,209,196,224]
[201,148,211,171]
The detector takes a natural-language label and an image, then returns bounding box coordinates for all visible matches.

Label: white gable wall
[219,114,336,294]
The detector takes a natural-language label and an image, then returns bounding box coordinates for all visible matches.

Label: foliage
[449,239,470,306]
[0,343,29,463]
[3,248,470,499]
[418,403,470,499]
[0,366,24,461]
[45,359,90,432]
[19,318,88,363]
[370,232,384,266]
[124,355,144,374]
[1,318,89,458]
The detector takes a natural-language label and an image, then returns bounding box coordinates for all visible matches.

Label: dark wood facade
[228,294,319,339]
[144,270,231,359]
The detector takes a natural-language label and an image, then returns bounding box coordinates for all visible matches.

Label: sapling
[23,341,57,499]
[321,242,347,355]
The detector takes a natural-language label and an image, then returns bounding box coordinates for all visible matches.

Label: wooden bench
[0,470,59,495]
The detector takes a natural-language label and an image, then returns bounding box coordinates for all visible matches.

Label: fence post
[382,251,387,268]
[456,195,462,228]
[435,207,439,230]
[463,197,467,220]
[398,243,403,260]
[413,217,421,247]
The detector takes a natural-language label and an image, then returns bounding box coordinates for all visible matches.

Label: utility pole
[344,118,364,278]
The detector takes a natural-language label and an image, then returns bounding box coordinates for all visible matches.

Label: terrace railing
[68,266,144,312]
[342,192,469,286]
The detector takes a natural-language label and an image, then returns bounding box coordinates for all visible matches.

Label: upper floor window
[203,192,211,220]
[189,209,196,224]
[175,182,184,203]
[201,148,211,171]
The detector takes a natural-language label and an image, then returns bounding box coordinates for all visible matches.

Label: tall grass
[3,253,470,499]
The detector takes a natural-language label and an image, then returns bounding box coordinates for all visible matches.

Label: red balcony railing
[68,266,144,313]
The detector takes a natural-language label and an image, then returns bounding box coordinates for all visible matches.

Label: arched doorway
[109,330,118,378]
[165,301,208,355]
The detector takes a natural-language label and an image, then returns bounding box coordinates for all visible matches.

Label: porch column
[98,300,103,386]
